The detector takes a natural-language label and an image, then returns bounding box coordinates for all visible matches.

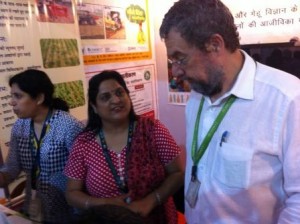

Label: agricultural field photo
[54,80,85,109]
[40,39,80,68]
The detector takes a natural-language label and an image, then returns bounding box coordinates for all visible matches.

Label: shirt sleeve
[64,135,86,180]
[63,113,84,151]
[278,94,300,223]
[153,120,181,165]
[0,121,22,181]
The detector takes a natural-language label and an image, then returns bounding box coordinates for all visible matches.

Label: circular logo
[144,71,151,80]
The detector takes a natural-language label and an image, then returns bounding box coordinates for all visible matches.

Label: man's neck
[210,50,244,102]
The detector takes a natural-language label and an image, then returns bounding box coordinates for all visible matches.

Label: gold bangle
[155,192,161,205]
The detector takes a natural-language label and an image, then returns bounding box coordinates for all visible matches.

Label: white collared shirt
[185,51,300,224]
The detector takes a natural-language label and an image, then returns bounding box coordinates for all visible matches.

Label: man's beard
[189,64,224,97]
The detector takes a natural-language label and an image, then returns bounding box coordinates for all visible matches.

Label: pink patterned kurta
[64,116,181,224]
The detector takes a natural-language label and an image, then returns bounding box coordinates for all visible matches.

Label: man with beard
[159,0,300,223]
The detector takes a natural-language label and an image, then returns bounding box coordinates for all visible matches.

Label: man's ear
[205,34,223,52]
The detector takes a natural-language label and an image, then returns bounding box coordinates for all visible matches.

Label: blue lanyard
[30,110,52,189]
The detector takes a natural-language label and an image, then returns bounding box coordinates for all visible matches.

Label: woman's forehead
[98,79,122,92]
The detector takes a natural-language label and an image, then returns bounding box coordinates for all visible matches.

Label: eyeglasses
[98,87,127,103]
[167,56,188,66]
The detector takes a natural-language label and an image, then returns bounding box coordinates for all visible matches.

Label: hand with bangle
[123,190,164,217]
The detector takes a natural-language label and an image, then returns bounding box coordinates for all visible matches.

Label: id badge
[185,178,201,208]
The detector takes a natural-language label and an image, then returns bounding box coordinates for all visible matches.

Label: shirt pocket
[212,143,253,189]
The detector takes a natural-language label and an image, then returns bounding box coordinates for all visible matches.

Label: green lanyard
[191,95,236,181]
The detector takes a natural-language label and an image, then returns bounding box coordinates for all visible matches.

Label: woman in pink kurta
[64,70,184,224]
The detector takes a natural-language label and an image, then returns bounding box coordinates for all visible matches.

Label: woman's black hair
[85,70,137,133]
[9,69,69,112]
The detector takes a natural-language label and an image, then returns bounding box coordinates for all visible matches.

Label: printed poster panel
[0,0,87,159]
[86,64,156,119]
[76,0,152,65]
[222,0,300,45]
